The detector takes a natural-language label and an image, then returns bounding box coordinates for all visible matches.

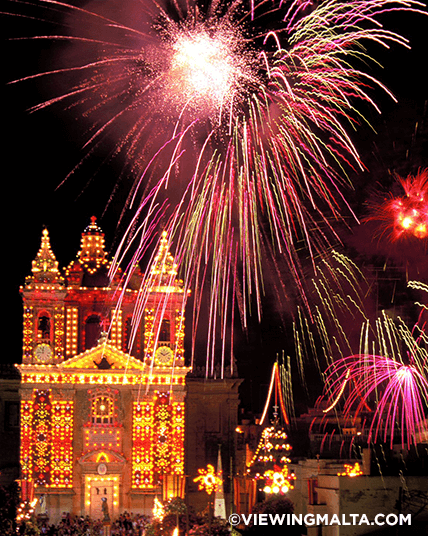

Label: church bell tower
[144,230,187,368]
[21,228,66,365]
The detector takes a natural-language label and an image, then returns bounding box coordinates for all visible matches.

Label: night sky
[2,1,427,414]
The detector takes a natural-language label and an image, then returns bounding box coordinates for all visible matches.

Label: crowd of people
[33,512,150,536]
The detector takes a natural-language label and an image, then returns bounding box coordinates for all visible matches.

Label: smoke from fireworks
[6,0,427,374]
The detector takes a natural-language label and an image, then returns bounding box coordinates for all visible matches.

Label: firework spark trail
[294,249,370,376]
[6,0,427,374]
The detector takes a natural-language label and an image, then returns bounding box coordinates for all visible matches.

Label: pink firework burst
[322,310,428,448]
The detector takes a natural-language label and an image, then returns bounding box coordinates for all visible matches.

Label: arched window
[37,312,51,342]
[159,318,170,344]
[85,314,102,350]
[91,392,114,425]
[123,316,143,357]
[123,316,132,353]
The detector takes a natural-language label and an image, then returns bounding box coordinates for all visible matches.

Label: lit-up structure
[247,424,296,495]
[246,363,295,496]
[18,219,189,521]
[337,462,363,477]
[193,464,223,495]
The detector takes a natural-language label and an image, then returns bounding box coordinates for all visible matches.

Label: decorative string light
[77,216,108,275]
[337,462,363,477]
[132,392,185,489]
[193,464,223,495]
[20,390,74,489]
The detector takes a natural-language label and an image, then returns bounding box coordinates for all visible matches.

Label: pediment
[61,342,146,371]
[78,449,127,465]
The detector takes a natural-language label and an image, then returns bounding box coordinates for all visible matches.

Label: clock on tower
[34,343,52,363]
[154,345,174,366]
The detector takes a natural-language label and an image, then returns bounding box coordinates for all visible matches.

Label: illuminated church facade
[17,219,195,521]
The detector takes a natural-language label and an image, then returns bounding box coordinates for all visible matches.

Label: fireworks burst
[293,249,370,387]
[320,284,428,448]
[166,23,254,120]
[367,169,428,241]
[6,0,427,374]
[293,249,427,448]
[323,354,428,448]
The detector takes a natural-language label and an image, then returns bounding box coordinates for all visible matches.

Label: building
[0,364,21,487]
[185,376,242,513]
[289,457,428,535]
[17,219,200,522]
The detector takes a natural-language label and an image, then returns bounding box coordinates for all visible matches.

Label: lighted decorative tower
[131,231,189,501]
[63,216,124,357]
[21,228,67,365]
[143,230,187,368]
[65,215,111,286]
[246,362,296,495]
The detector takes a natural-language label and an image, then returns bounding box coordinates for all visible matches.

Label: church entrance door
[85,475,119,521]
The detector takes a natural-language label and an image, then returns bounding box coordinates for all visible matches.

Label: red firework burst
[370,169,428,241]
